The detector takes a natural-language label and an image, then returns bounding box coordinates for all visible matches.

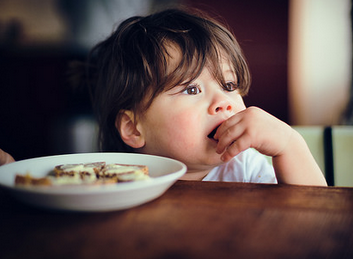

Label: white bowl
[0,153,186,212]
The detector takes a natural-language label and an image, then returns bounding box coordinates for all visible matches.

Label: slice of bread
[15,162,149,186]
[54,162,106,183]
[100,164,149,182]
[15,173,52,186]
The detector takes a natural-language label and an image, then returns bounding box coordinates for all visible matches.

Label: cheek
[233,95,246,112]
[167,111,198,138]
[162,110,201,149]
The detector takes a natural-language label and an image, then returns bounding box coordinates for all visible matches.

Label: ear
[116,110,145,149]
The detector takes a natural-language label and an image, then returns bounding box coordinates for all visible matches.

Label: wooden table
[1,180,352,259]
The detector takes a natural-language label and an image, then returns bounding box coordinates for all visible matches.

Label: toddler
[1,8,327,186]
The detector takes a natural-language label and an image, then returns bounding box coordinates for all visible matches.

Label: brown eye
[224,82,238,92]
[183,84,201,95]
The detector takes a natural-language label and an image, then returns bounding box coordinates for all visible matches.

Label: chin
[200,155,225,167]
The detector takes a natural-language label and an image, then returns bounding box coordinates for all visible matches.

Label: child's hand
[214,106,327,186]
[214,106,292,161]
[0,149,15,166]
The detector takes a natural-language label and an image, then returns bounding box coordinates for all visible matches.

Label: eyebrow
[222,69,237,78]
[223,69,236,74]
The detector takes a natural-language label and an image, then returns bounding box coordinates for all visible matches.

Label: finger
[213,113,243,141]
[216,122,244,154]
[221,144,240,162]
[220,133,252,161]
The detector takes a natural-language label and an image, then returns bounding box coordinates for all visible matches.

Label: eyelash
[181,81,239,95]
[223,82,239,92]
[182,84,201,95]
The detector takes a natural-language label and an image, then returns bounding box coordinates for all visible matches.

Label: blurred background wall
[289,0,351,125]
[0,0,351,160]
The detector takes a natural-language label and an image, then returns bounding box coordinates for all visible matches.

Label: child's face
[136,51,246,174]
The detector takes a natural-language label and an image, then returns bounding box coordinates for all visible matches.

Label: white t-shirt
[203,149,277,183]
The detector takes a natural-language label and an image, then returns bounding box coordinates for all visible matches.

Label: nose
[208,94,233,115]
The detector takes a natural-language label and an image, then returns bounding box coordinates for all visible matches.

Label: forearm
[272,130,327,186]
[0,149,15,166]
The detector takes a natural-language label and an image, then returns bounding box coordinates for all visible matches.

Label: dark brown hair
[87,8,251,152]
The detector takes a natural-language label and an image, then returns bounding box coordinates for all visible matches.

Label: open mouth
[208,125,220,140]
